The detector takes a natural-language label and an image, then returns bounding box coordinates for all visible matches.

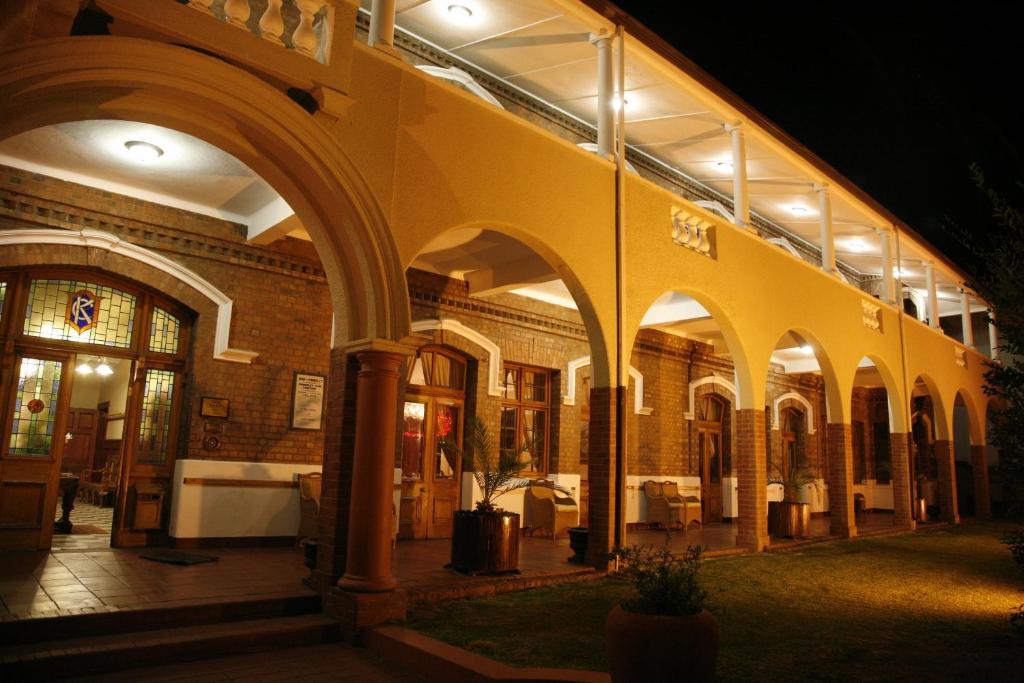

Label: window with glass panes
[500,364,551,473]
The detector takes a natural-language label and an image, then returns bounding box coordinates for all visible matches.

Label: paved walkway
[71,642,419,682]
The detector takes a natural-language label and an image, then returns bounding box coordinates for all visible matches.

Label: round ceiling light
[124,140,164,163]
[716,161,734,172]
[447,4,473,23]
[789,205,809,216]
[844,238,869,252]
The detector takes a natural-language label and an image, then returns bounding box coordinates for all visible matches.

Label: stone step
[0,592,320,647]
[0,612,340,681]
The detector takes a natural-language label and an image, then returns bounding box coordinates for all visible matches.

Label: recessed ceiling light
[124,140,164,163]
[789,206,809,216]
[844,238,869,252]
[447,4,473,23]
[716,161,734,172]
[611,96,630,112]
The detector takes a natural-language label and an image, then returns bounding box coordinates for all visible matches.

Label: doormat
[139,550,219,565]
[71,524,108,535]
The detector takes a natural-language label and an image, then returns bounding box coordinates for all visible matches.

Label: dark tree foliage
[957,167,1024,518]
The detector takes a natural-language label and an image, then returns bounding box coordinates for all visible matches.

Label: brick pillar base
[890,432,916,529]
[934,439,960,524]
[311,349,359,593]
[826,423,857,538]
[735,409,769,551]
[586,387,617,569]
[971,445,992,518]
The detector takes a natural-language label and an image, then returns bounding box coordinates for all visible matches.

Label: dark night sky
[614,1,1024,275]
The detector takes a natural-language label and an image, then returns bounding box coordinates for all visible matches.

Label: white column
[960,289,975,348]
[816,185,836,274]
[925,261,940,329]
[591,31,614,159]
[369,0,397,49]
[726,123,750,228]
[989,314,999,361]
[877,228,895,305]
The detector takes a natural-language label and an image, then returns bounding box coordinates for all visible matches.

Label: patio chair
[524,479,579,539]
[79,458,120,507]
[297,472,322,543]
[662,480,702,530]
[643,480,685,530]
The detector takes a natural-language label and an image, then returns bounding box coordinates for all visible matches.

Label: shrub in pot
[606,544,717,682]
[767,461,816,538]
[447,418,570,574]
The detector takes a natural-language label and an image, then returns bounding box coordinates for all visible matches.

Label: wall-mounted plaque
[200,397,230,419]
[291,372,326,431]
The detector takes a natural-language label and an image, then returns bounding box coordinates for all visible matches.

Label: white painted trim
[562,355,652,415]
[412,318,502,397]
[683,374,737,420]
[772,391,816,434]
[0,228,258,363]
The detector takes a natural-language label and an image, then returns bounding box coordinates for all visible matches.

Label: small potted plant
[447,417,570,574]
[767,460,816,538]
[606,543,717,682]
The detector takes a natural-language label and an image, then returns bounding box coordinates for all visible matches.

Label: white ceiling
[0,120,291,231]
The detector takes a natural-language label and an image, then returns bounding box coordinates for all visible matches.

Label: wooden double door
[697,426,723,523]
[399,395,463,539]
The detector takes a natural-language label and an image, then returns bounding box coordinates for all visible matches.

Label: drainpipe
[613,24,628,550]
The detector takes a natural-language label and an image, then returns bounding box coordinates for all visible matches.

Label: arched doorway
[0,267,192,550]
[695,393,728,523]
[400,345,468,539]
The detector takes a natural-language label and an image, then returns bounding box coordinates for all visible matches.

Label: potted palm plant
[606,544,717,682]
[767,460,816,538]
[446,418,570,574]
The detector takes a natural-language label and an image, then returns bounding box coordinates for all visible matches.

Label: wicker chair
[524,479,579,539]
[644,480,685,530]
[661,480,702,530]
[297,472,322,542]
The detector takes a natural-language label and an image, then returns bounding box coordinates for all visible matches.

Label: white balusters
[223,0,251,29]
[259,0,286,46]
[292,0,322,59]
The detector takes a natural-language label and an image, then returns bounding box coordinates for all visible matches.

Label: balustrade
[187,0,332,63]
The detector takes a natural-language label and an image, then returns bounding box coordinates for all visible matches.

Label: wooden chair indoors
[296,472,322,543]
[524,479,579,540]
[78,458,120,507]
[662,480,702,530]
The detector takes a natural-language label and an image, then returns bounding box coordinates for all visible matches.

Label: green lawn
[406,523,1024,681]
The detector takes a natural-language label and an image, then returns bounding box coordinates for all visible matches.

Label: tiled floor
[3,510,904,622]
[51,501,114,553]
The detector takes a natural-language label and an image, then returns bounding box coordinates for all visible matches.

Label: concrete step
[0,592,320,646]
[0,612,340,681]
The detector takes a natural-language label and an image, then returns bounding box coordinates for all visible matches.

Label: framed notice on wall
[291,372,326,431]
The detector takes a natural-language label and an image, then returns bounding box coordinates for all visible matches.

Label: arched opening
[952,391,983,518]
[849,355,910,531]
[397,224,610,571]
[627,289,752,552]
[765,329,840,540]
[910,376,954,523]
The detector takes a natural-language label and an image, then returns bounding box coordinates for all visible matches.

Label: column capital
[337,337,417,358]
[724,121,744,134]
[813,182,830,194]
[589,30,612,46]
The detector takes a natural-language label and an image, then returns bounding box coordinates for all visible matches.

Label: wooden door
[111,364,183,548]
[62,408,98,475]
[698,428,723,523]
[398,397,463,539]
[0,352,73,550]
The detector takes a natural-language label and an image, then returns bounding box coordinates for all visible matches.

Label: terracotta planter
[768,500,810,538]
[567,526,588,564]
[605,604,718,682]
[450,510,520,575]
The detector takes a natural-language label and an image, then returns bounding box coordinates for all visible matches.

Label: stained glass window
[9,357,63,457]
[23,279,136,348]
[137,369,175,465]
[149,307,181,354]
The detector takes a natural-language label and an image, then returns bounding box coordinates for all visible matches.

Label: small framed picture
[200,396,230,419]
[291,372,326,431]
